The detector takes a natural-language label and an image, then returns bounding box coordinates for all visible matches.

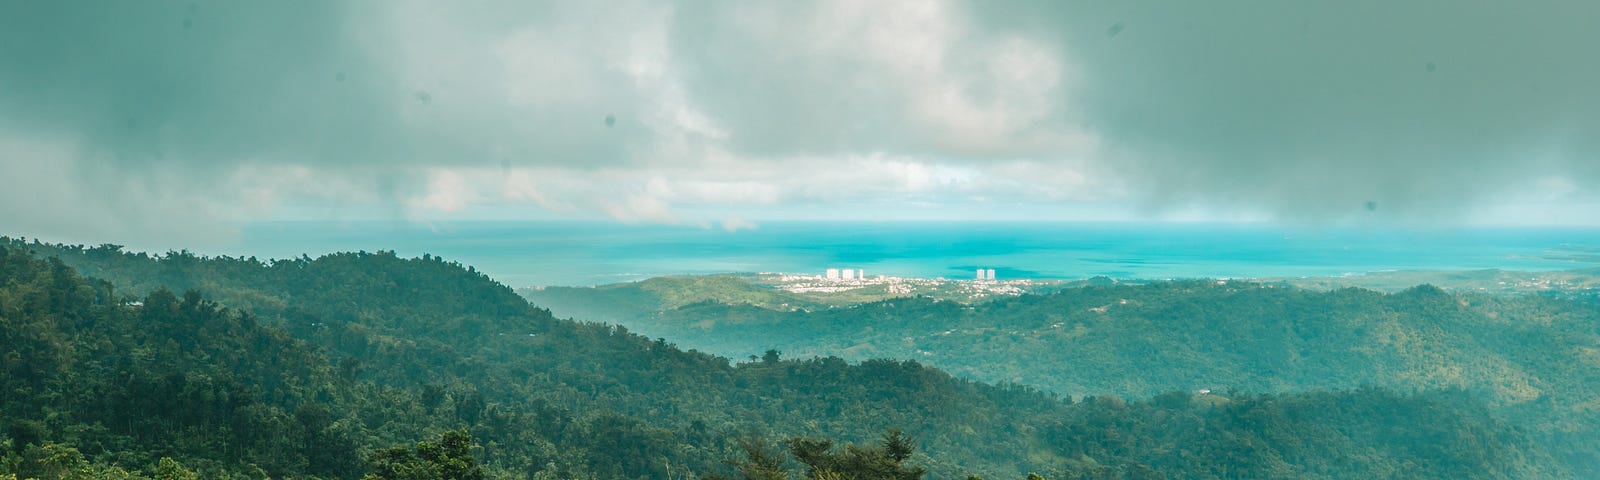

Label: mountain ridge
[0,237,1582,479]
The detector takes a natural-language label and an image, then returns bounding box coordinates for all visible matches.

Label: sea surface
[224,221,1600,287]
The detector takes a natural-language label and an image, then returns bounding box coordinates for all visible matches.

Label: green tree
[148,457,197,480]
[722,437,787,480]
[786,430,925,480]
[364,430,484,480]
[28,443,87,480]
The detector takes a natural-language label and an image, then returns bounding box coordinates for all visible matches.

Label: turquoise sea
[225,221,1600,287]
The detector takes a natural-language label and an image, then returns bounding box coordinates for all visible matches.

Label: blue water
[220,221,1600,287]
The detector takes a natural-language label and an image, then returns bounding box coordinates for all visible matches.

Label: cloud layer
[2,0,1597,246]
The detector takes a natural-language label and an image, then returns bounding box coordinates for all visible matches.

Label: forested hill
[590,280,1600,407]
[0,238,1582,479]
[527,274,1600,474]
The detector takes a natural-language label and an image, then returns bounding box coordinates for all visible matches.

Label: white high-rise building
[842,269,856,280]
[976,268,986,280]
[826,268,840,280]
[986,269,997,280]
[857,269,865,279]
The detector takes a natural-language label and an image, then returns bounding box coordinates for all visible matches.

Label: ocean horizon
[206,221,1600,288]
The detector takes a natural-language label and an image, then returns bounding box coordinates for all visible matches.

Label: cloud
[720,217,759,233]
[0,133,239,248]
[669,0,1091,159]
[2,0,1599,247]
[977,0,1600,223]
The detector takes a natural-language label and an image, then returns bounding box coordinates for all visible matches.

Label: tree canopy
[0,237,1585,479]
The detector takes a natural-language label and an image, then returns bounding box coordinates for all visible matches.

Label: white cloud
[720,216,759,232]
[411,169,475,214]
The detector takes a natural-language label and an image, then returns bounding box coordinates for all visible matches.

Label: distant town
[762,267,1036,298]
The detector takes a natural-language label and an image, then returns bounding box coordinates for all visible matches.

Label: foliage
[0,237,1583,479]
[550,275,1600,472]
[716,430,924,480]
[364,430,483,480]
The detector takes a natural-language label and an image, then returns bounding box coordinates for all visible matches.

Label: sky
[2,0,1599,249]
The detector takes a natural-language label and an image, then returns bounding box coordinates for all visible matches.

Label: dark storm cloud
[976,0,1600,220]
[0,0,650,244]
[0,1,423,245]
[2,0,1598,247]
[0,2,399,169]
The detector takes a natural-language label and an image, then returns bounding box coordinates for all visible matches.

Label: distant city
[821,267,999,282]
[749,266,1027,298]
[824,268,866,281]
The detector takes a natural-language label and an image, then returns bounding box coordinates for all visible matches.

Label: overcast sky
[3,0,1598,247]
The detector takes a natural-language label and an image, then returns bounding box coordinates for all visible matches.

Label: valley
[5,238,1592,478]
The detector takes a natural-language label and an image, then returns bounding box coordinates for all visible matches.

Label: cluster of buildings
[825,268,866,281]
[822,267,999,281]
[760,269,1035,298]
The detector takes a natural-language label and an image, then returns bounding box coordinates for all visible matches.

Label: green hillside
[0,238,1582,479]
[522,275,1600,473]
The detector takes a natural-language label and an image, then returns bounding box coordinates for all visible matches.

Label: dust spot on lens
[1107,22,1125,37]
[605,114,616,127]
[1425,61,1436,72]
[415,91,432,104]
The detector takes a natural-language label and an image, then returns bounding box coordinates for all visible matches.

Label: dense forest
[528,274,1600,469]
[0,237,1584,478]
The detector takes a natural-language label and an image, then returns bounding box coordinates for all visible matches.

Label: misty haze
[3,1,1599,479]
